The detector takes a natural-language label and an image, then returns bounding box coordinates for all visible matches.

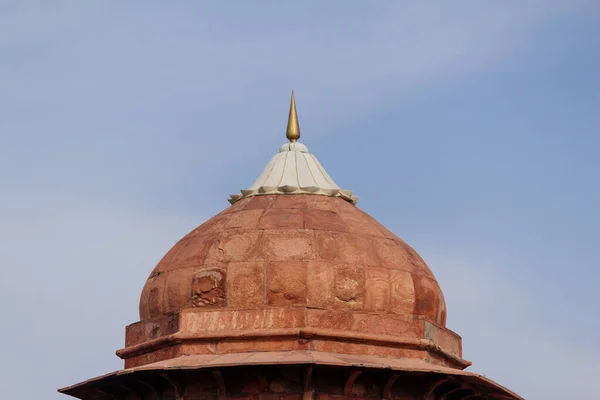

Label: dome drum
[119,307,467,369]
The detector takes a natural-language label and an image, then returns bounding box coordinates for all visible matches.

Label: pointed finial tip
[286,90,300,142]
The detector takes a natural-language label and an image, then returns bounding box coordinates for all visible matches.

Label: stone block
[306,309,418,337]
[304,209,345,231]
[333,264,364,308]
[217,338,303,353]
[371,237,413,272]
[389,270,416,315]
[315,231,337,261]
[413,275,440,322]
[180,308,305,332]
[164,266,196,311]
[205,230,262,264]
[272,195,307,209]
[179,342,218,356]
[260,230,315,261]
[167,235,217,271]
[259,208,304,229]
[369,218,398,239]
[306,261,335,308]
[267,261,307,305]
[337,210,382,236]
[331,232,378,266]
[190,267,227,308]
[226,262,265,308]
[305,196,336,211]
[125,313,179,347]
[244,195,277,210]
[364,267,390,311]
[139,269,167,319]
[310,340,424,359]
[224,209,264,230]
[424,320,462,356]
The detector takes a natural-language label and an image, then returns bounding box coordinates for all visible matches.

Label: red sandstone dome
[60,92,523,400]
[140,195,447,325]
[121,94,465,371]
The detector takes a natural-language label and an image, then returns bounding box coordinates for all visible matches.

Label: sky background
[1,1,599,399]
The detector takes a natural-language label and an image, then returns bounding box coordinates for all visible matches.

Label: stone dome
[139,194,447,327]
[61,93,525,400]
[118,94,466,371]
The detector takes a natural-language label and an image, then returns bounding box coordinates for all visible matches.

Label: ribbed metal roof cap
[228,91,357,205]
[228,140,358,205]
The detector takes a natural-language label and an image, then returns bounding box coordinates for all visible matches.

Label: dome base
[117,307,469,370]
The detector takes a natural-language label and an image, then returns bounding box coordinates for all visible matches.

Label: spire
[227,92,358,206]
[286,90,300,142]
[227,89,358,205]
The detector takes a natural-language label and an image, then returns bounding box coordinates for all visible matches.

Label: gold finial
[286,90,300,142]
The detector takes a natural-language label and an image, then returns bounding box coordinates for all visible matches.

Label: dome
[61,92,524,400]
[140,194,447,327]
[118,93,467,371]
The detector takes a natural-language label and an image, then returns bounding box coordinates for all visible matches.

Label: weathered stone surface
[165,266,197,311]
[260,229,315,261]
[371,237,413,272]
[307,309,418,337]
[244,195,277,210]
[205,230,262,264]
[191,267,226,307]
[217,338,304,353]
[125,313,179,347]
[389,270,416,315]
[124,345,181,369]
[305,196,336,211]
[315,231,337,261]
[272,195,307,209]
[413,275,440,321]
[259,208,304,229]
[139,270,167,319]
[333,264,364,307]
[267,261,307,305]
[133,195,456,368]
[364,267,389,311]
[310,340,426,360]
[304,209,345,231]
[169,235,216,270]
[224,209,264,230]
[226,262,265,308]
[424,320,461,356]
[180,308,305,332]
[139,195,447,325]
[331,232,378,266]
[337,210,382,236]
[306,261,335,308]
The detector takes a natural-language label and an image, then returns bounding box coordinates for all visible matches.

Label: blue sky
[1,2,599,399]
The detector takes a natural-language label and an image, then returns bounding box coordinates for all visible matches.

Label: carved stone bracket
[343,370,363,396]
